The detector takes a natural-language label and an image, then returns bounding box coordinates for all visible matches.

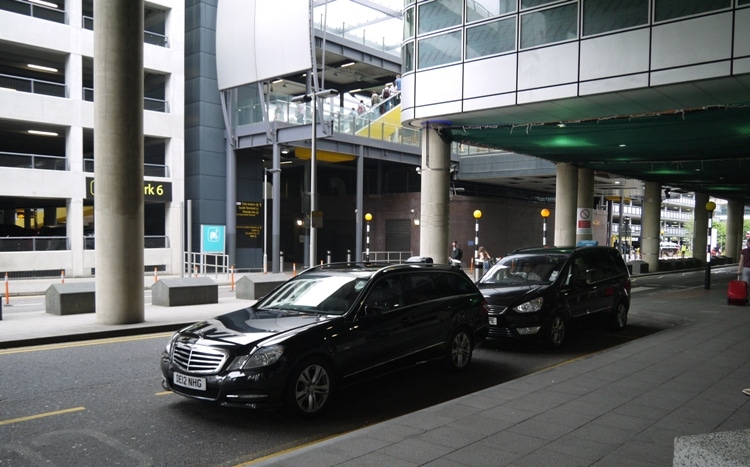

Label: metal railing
[82,158,169,177]
[0,73,66,98]
[82,88,169,112]
[82,15,168,48]
[361,251,413,262]
[0,236,68,252]
[184,252,230,277]
[1,0,66,24]
[0,152,67,170]
[83,235,169,250]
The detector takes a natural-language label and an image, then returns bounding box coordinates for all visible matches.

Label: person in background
[478,246,492,271]
[450,240,463,266]
[738,237,750,284]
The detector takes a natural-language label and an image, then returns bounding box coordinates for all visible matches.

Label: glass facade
[583,0,649,37]
[520,3,577,49]
[466,0,516,23]
[417,0,463,34]
[466,17,516,59]
[654,0,731,22]
[418,30,463,68]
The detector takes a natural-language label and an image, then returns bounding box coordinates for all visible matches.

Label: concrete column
[94,0,144,324]
[419,121,451,264]
[576,167,594,243]
[693,192,709,264]
[726,199,743,261]
[641,182,661,272]
[271,139,281,273]
[554,163,577,246]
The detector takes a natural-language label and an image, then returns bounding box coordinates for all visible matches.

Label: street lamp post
[291,88,339,268]
[365,213,372,261]
[541,208,551,246]
[705,201,716,289]
[473,210,482,280]
[263,168,281,274]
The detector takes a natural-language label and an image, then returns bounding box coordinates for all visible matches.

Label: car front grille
[172,341,228,374]
[487,304,507,314]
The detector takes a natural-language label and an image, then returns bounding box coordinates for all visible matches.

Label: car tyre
[543,312,567,349]
[609,301,628,331]
[446,328,473,372]
[286,357,334,418]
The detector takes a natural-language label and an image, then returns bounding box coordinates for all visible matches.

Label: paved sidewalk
[1,270,749,466]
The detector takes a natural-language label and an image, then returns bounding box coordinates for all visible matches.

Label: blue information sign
[201,225,226,253]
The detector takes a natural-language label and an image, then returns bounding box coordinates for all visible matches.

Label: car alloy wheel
[287,358,333,417]
[544,313,567,349]
[610,301,628,330]
[446,329,472,371]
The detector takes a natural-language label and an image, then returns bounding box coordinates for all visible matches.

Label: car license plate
[489,317,497,325]
[173,372,206,391]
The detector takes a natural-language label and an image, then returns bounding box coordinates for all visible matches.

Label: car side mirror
[362,305,384,318]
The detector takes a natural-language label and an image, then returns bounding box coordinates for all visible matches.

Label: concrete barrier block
[236,273,289,300]
[46,282,96,315]
[152,277,218,307]
[674,429,750,466]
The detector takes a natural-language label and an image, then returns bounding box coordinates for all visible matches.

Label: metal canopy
[438,76,750,205]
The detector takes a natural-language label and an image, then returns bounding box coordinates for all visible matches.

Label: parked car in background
[476,246,631,349]
[660,241,680,257]
[161,261,489,417]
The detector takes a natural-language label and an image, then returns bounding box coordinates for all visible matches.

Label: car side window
[364,277,403,312]
[402,272,444,306]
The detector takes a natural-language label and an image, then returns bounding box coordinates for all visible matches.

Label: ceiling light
[28,63,58,73]
[28,129,59,136]
[349,88,362,94]
[272,79,283,84]
[340,62,355,68]
[29,0,58,8]
[557,122,566,128]
[619,144,627,147]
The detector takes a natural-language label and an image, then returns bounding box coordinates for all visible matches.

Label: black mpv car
[476,246,630,349]
[161,261,489,417]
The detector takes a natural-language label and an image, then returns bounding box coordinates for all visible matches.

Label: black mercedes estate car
[161,261,489,417]
[476,246,630,349]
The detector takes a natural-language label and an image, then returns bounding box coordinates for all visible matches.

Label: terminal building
[1,0,748,279]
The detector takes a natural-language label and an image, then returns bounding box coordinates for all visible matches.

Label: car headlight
[227,344,285,371]
[514,297,543,313]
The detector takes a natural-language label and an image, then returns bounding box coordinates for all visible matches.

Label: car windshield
[258,273,369,315]
[478,254,568,286]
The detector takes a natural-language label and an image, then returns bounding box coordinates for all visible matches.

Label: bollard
[61,269,65,284]
[280,251,284,273]
[5,272,10,306]
[194,265,198,278]
[231,265,235,291]
[293,263,297,277]
[327,250,331,264]
[154,267,158,282]
[347,249,351,263]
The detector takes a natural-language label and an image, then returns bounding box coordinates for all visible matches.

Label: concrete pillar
[94,0,145,324]
[693,193,709,264]
[726,199,743,261]
[554,163,577,246]
[576,167,594,243]
[641,182,661,272]
[419,122,451,264]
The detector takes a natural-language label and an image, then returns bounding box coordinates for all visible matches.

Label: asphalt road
[0,267,733,466]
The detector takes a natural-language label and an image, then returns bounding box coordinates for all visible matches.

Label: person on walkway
[450,240,463,266]
[478,246,492,271]
[738,237,750,284]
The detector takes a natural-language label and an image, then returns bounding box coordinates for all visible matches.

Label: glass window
[521,0,566,9]
[583,0,648,36]
[417,0,463,35]
[740,0,750,5]
[418,30,462,68]
[466,0,517,23]
[403,41,415,72]
[654,0,731,22]
[520,3,578,49]
[466,17,516,59]
[404,6,415,39]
